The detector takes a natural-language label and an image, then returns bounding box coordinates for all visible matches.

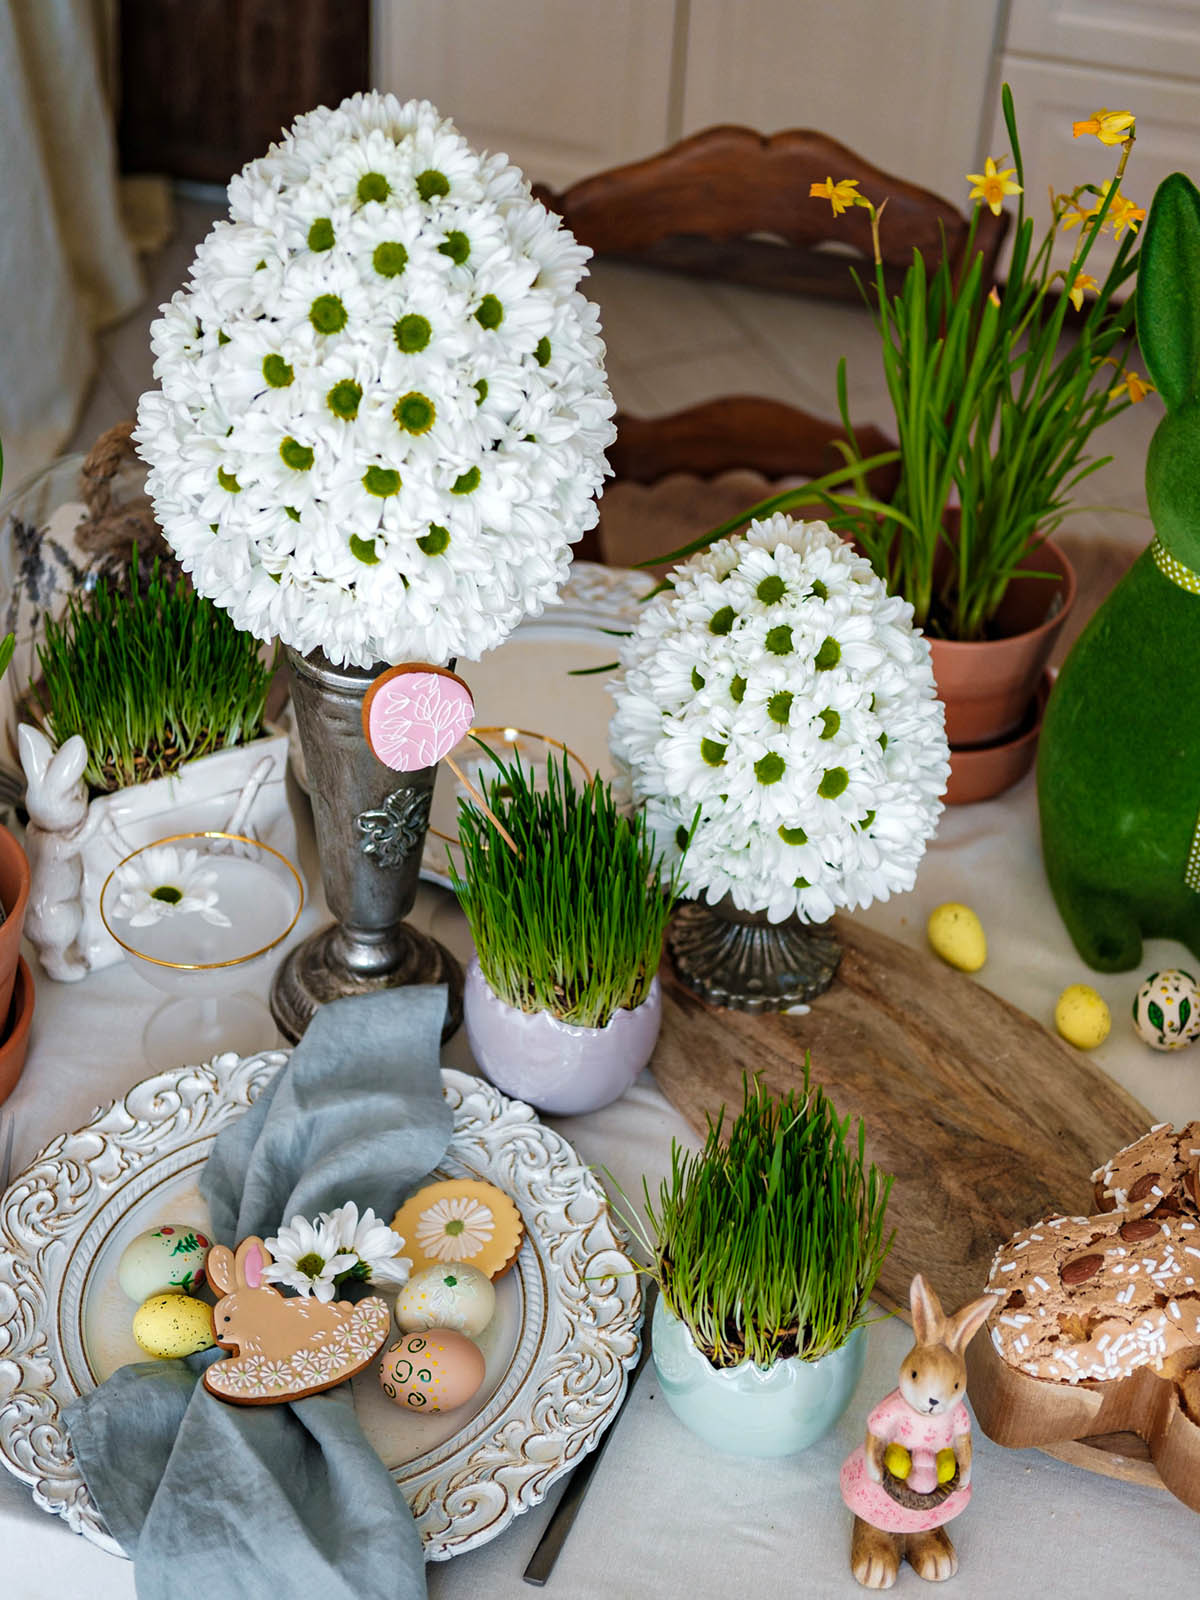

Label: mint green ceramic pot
[651,1298,866,1457]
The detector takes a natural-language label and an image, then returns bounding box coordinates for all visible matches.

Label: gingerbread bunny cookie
[204,1237,391,1405]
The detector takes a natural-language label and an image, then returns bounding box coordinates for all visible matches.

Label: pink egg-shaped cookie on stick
[362,663,475,772]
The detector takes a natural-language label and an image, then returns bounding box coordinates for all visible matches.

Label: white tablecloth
[2,767,1198,1600]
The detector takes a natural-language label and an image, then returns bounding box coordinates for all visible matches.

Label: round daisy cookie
[391,1179,523,1278]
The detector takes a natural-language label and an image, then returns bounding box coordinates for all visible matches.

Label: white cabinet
[1007,0,1200,82]
[370,0,678,189]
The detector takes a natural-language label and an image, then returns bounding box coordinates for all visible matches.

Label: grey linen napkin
[66,985,453,1600]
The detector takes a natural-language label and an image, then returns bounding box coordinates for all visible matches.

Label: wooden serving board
[652,913,1162,1488]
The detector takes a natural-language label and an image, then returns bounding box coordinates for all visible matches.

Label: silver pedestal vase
[668,896,841,1013]
[270,647,463,1042]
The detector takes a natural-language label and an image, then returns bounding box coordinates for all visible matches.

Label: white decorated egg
[394,1263,496,1336]
[1131,969,1200,1051]
[118,1223,212,1302]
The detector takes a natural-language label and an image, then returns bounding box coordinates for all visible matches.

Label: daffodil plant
[668,89,1150,641]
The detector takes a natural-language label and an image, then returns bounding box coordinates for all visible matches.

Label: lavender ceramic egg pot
[463,957,662,1115]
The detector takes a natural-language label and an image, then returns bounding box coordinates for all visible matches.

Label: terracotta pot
[0,956,35,1104]
[944,673,1050,806]
[0,823,30,1022]
[929,539,1076,749]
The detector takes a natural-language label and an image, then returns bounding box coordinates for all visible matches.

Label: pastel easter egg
[363,664,474,772]
[132,1293,216,1359]
[378,1328,485,1413]
[118,1223,211,1302]
[927,903,987,972]
[883,1442,911,1480]
[1055,984,1111,1050]
[395,1263,496,1337]
[1132,968,1200,1051]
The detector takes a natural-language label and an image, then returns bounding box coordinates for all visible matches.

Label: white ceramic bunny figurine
[19,725,102,981]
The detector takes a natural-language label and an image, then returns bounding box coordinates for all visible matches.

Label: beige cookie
[391,1180,523,1279]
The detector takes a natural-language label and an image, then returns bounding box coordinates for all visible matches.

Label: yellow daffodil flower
[1108,191,1147,238]
[1110,368,1155,403]
[1072,108,1136,146]
[809,176,862,217]
[1059,194,1094,231]
[966,157,1022,217]
[1066,271,1100,311]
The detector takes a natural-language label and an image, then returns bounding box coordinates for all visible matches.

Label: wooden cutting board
[653,914,1163,1485]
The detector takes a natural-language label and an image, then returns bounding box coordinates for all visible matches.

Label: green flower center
[418,524,450,555]
[675,825,690,851]
[535,335,552,367]
[438,230,470,264]
[284,506,301,522]
[394,392,436,434]
[416,169,450,201]
[262,354,293,388]
[794,876,811,889]
[810,578,829,600]
[217,329,230,346]
[700,738,727,767]
[150,884,182,904]
[373,241,408,277]
[217,467,241,493]
[349,535,379,565]
[296,1252,325,1277]
[879,732,889,751]
[767,691,793,725]
[858,810,876,830]
[357,171,391,203]
[451,466,480,495]
[473,378,488,404]
[394,313,432,353]
[474,294,504,329]
[327,379,362,420]
[709,606,736,636]
[730,674,747,703]
[814,636,841,670]
[765,625,793,655]
[691,668,705,691]
[818,709,840,739]
[280,437,314,471]
[443,1274,458,1287]
[755,753,786,784]
[778,825,808,845]
[307,217,335,252]
[819,766,849,798]
[757,574,786,604]
[309,294,348,334]
[443,1217,465,1236]
[362,466,401,497]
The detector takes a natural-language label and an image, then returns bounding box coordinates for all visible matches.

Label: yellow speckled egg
[132,1293,215,1359]
[927,903,987,972]
[883,1442,911,1480]
[379,1328,485,1413]
[395,1263,496,1337]
[936,1448,957,1484]
[1055,984,1111,1049]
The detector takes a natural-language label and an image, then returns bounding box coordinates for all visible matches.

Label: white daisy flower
[109,845,232,928]
[321,1201,413,1288]
[609,515,950,924]
[415,1195,495,1262]
[134,92,615,669]
[263,1214,357,1301]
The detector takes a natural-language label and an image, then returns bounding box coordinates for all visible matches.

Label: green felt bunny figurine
[1039,171,1200,971]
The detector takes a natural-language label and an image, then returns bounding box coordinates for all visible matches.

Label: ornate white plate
[0,1053,641,1561]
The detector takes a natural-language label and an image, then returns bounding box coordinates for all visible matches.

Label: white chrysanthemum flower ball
[134,93,616,668]
[609,515,950,923]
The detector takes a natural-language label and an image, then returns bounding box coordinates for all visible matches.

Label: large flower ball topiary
[135,94,616,669]
[609,515,950,923]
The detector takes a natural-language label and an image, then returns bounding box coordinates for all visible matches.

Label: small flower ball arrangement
[609,514,950,1009]
[135,93,616,669]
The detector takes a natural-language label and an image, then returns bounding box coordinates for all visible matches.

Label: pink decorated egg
[378,1327,485,1413]
[362,664,474,772]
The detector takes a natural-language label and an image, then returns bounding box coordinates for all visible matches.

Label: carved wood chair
[584,396,899,571]
[535,125,1009,303]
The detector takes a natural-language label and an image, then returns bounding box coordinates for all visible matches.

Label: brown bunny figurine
[840,1275,994,1589]
[203,1236,391,1405]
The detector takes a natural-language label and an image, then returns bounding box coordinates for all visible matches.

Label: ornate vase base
[668,900,841,1013]
[270,920,464,1043]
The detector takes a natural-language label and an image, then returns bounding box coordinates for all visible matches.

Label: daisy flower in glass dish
[135,92,616,670]
[263,1214,358,1302]
[415,1194,496,1262]
[609,514,950,924]
[108,845,232,928]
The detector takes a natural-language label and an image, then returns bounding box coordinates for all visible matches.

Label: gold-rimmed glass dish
[100,831,303,1069]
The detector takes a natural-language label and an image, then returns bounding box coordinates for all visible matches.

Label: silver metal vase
[668,895,841,1013]
[270,647,463,1042]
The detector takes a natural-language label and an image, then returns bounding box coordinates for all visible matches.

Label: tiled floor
[68,192,1156,556]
